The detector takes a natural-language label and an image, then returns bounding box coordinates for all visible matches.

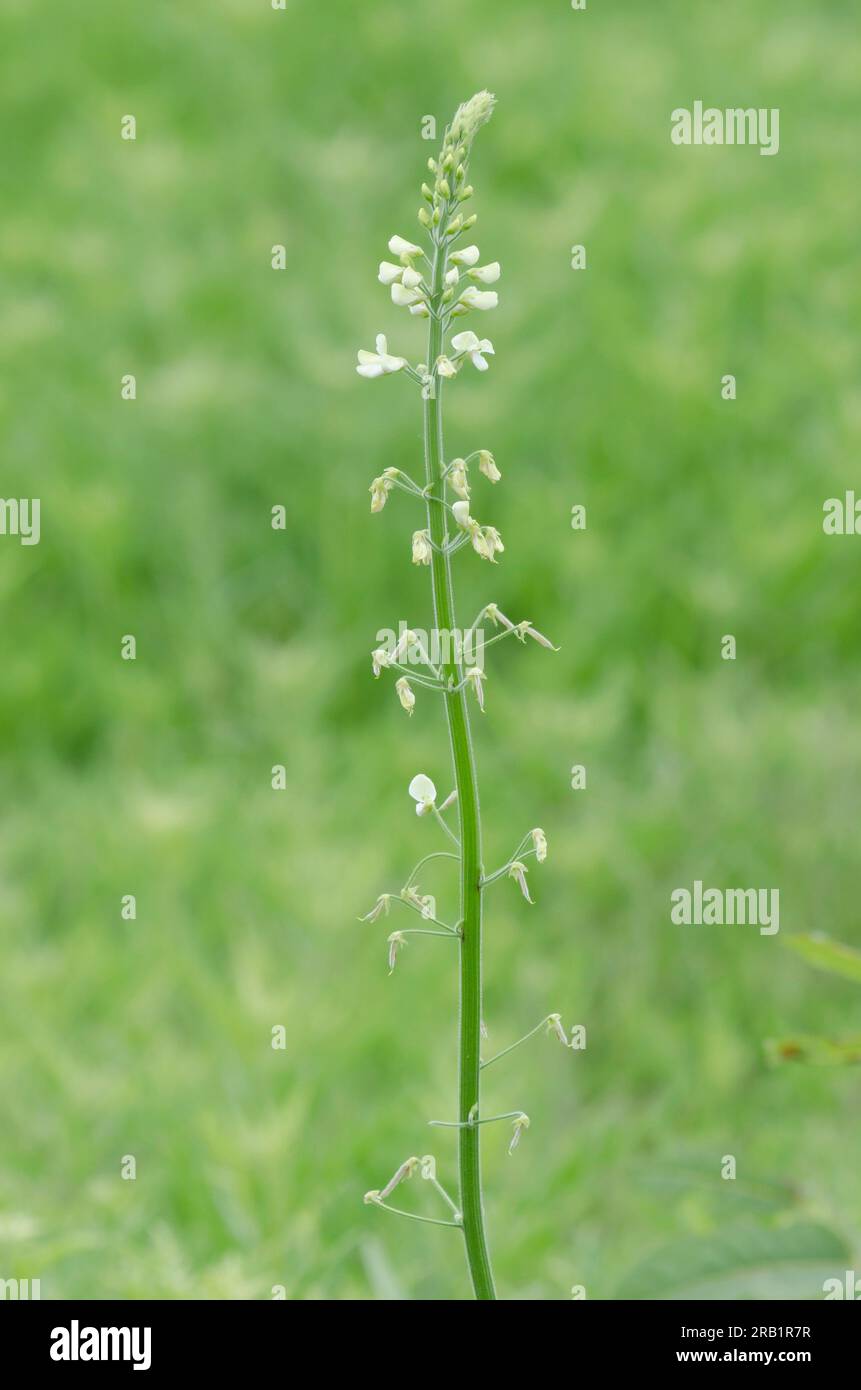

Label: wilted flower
[478,449,501,482]
[357,334,408,379]
[435,356,458,379]
[465,667,486,712]
[508,860,533,903]
[508,1113,530,1154]
[360,894,391,922]
[409,773,437,816]
[371,647,392,677]
[482,526,505,561]
[396,677,415,715]
[369,467,398,511]
[439,789,458,812]
[387,931,407,973]
[379,1156,420,1198]
[516,620,557,650]
[412,529,432,565]
[546,1013,568,1046]
[448,459,470,499]
[531,828,548,863]
[451,330,494,372]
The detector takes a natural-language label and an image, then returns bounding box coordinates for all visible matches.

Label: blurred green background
[1,0,860,1300]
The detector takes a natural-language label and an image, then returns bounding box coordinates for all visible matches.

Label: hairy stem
[422,239,496,1300]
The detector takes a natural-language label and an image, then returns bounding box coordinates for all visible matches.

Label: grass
[0,0,859,1299]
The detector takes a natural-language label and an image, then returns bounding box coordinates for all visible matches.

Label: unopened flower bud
[452,500,472,529]
[438,789,458,812]
[446,215,463,237]
[418,207,432,227]
[438,178,451,199]
[462,214,478,230]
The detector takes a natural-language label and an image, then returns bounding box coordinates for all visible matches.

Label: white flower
[450,245,481,267]
[478,449,501,481]
[451,330,494,372]
[469,262,501,284]
[445,268,460,287]
[452,500,472,529]
[531,828,548,863]
[357,334,408,379]
[465,667,486,712]
[435,356,458,379]
[409,774,437,816]
[387,931,407,973]
[448,458,470,499]
[395,677,415,715]
[371,647,392,677]
[409,303,430,318]
[508,1113,530,1155]
[388,235,423,261]
[378,261,403,285]
[508,860,533,903]
[391,282,423,308]
[401,267,423,290]
[458,286,498,311]
[411,529,432,565]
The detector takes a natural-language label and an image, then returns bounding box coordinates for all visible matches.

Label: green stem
[422,235,497,1301]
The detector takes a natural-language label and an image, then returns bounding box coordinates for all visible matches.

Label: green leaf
[784,934,861,984]
[767,1035,861,1066]
[616,1224,850,1300]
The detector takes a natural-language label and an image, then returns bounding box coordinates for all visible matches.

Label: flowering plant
[357,92,567,1301]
